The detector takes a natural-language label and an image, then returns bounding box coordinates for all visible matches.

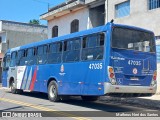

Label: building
[40,0,105,38]
[41,0,160,92]
[0,20,48,82]
[40,0,160,38]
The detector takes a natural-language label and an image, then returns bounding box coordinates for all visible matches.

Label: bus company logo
[133,68,138,74]
[60,65,64,73]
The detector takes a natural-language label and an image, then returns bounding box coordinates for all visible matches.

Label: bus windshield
[112,27,156,52]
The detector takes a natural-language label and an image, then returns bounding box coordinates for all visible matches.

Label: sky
[0,0,65,25]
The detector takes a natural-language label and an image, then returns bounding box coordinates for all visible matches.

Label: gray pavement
[0,85,160,111]
[0,86,159,119]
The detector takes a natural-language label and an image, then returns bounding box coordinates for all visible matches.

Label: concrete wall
[0,21,48,54]
[1,30,47,53]
[48,7,89,38]
[106,0,160,93]
[106,0,160,36]
[89,4,105,28]
[2,22,47,34]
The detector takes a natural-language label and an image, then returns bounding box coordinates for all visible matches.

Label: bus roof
[8,22,154,53]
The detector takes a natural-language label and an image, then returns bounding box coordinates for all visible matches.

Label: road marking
[0,98,91,120]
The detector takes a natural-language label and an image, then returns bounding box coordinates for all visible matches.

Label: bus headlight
[151,71,157,86]
[108,66,117,85]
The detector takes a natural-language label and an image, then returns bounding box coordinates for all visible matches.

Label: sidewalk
[100,94,160,110]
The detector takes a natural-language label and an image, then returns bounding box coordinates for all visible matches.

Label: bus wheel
[48,81,60,102]
[81,96,99,101]
[10,81,17,94]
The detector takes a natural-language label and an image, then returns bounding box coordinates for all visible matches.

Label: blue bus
[2,22,157,102]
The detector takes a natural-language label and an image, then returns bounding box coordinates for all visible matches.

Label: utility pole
[48,3,50,11]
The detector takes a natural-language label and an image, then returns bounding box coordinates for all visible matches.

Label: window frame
[115,0,130,18]
[63,38,81,52]
[11,51,17,59]
[82,33,104,49]
[71,19,79,33]
[49,42,62,53]
[81,32,105,61]
[111,27,156,53]
[148,0,160,10]
[52,25,58,38]
[26,48,34,57]
[3,55,10,70]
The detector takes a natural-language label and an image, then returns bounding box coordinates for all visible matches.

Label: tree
[29,19,40,25]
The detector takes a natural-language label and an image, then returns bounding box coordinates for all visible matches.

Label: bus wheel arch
[47,77,57,88]
[9,77,23,94]
[9,77,14,88]
[47,78,60,102]
[9,77,17,94]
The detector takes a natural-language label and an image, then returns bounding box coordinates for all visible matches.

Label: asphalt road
[0,87,159,120]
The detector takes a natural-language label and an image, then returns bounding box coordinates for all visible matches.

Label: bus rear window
[112,27,155,52]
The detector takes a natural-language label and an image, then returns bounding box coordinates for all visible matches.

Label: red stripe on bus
[29,67,37,91]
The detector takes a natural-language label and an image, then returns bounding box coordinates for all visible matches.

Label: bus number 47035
[89,63,103,70]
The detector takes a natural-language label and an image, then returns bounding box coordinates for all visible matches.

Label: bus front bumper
[104,82,157,94]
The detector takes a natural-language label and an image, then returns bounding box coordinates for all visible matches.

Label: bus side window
[48,42,62,64]
[96,33,105,60]
[87,35,97,48]
[33,47,37,56]
[58,42,62,52]
[50,43,57,53]
[81,33,105,61]
[64,41,67,51]
[10,52,17,67]
[44,45,48,54]
[37,45,48,64]
[99,33,105,46]
[2,56,8,71]
[37,46,44,55]
[83,37,87,48]
[26,48,37,65]
[63,39,80,62]
[37,45,48,55]
[18,50,26,66]
[2,56,6,68]
[73,39,81,50]
[27,48,33,57]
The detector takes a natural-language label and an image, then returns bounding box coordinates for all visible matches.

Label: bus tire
[81,96,99,101]
[10,80,17,94]
[48,81,60,102]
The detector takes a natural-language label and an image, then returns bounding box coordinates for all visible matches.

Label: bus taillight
[108,66,116,85]
[110,73,115,78]
[151,71,157,86]
[153,71,157,81]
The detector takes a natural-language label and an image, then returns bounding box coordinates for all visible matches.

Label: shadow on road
[4,90,157,112]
